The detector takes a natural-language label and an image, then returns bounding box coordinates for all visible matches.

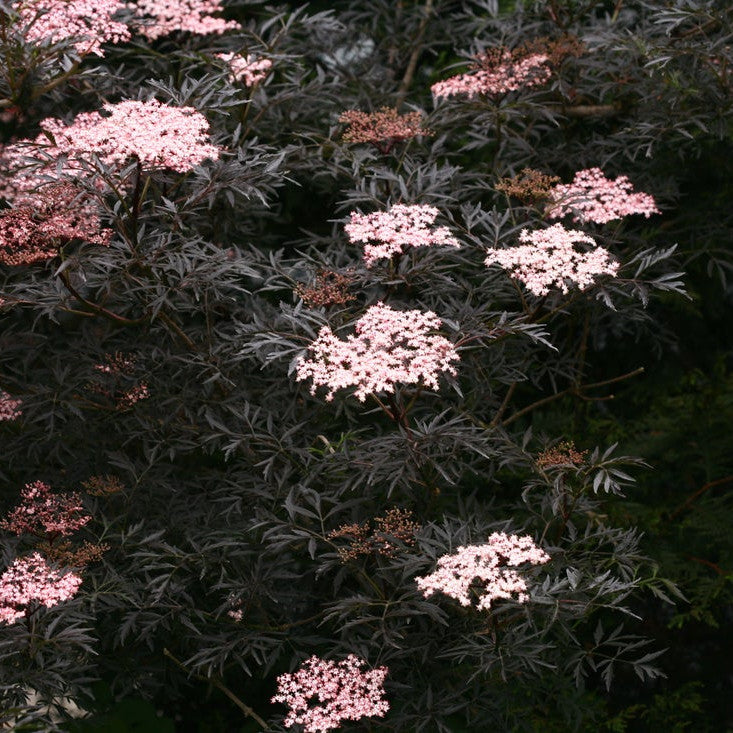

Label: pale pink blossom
[485,223,619,296]
[216,53,272,85]
[344,204,459,266]
[131,0,239,40]
[0,553,83,624]
[271,654,389,733]
[0,390,22,421]
[295,302,459,402]
[432,50,551,99]
[40,100,221,173]
[416,532,550,611]
[17,0,130,56]
[1,481,90,537]
[547,168,660,224]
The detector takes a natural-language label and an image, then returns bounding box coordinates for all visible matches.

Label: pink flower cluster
[432,50,551,99]
[0,184,111,266]
[216,53,272,85]
[1,481,90,537]
[485,223,619,296]
[0,553,82,624]
[40,100,220,173]
[416,532,550,611]
[344,204,459,266]
[132,0,239,40]
[0,390,22,421]
[295,302,459,402]
[547,168,660,224]
[17,0,130,56]
[271,654,389,733]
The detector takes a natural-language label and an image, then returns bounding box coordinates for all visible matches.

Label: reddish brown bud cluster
[495,168,561,203]
[296,270,357,308]
[82,474,125,496]
[513,34,586,68]
[339,107,432,154]
[39,539,109,567]
[537,440,588,469]
[328,508,420,562]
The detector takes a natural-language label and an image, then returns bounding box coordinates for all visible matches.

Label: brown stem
[501,367,645,428]
[489,382,517,428]
[58,272,147,326]
[163,648,270,730]
[396,0,434,107]
[669,475,733,520]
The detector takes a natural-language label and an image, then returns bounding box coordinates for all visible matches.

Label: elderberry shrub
[1,0,731,730]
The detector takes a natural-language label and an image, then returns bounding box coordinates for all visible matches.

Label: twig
[58,272,146,326]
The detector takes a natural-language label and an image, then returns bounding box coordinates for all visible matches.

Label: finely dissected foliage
[0,0,732,731]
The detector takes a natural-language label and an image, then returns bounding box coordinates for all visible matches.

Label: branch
[501,367,645,428]
[669,475,733,520]
[58,271,147,326]
[163,648,270,730]
[396,0,434,106]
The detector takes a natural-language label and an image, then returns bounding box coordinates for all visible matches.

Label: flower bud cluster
[0,390,22,421]
[339,107,431,152]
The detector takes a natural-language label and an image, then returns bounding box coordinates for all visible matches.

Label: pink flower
[432,49,551,99]
[295,302,459,402]
[344,204,459,266]
[1,481,90,537]
[416,532,550,611]
[131,0,239,40]
[485,223,619,296]
[216,53,272,85]
[40,99,221,173]
[0,553,83,624]
[16,0,130,56]
[271,654,389,733]
[547,168,660,224]
[0,390,22,421]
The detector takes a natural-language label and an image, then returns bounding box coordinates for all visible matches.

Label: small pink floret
[216,53,272,85]
[0,390,22,421]
[271,654,389,733]
[415,531,550,611]
[295,302,459,402]
[131,0,240,39]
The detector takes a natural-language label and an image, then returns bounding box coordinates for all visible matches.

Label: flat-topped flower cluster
[295,302,459,402]
[547,168,660,224]
[432,48,551,99]
[271,654,389,733]
[40,100,220,173]
[485,223,619,296]
[344,203,459,266]
[416,532,551,610]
